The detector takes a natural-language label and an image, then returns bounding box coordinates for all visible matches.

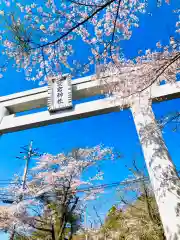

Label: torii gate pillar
[132,97,180,240]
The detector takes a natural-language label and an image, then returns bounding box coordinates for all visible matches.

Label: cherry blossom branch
[67,0,103,7]
[34,0,115,49]
[109,0,122,63]
[139,52,180,93]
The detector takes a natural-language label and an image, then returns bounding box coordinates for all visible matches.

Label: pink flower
[105,31,111,36]
[156,41,162,48]
[5,1,10,7]
[91,38,97,44]
[116,22,124,29]
[4,40,13,49]
[106,12,111,21]
[37,7,43,12]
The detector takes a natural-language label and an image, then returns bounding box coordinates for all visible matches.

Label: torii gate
[0,74,180,240]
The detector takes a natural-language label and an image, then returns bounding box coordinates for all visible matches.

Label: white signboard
[48,75,72,112]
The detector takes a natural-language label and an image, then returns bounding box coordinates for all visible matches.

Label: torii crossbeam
[0,76,180,133]
[0,75,180,240]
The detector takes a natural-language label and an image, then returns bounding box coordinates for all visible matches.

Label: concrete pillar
[131,97,180,240]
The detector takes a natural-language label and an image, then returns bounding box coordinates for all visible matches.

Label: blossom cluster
[0,0,178,99]
[0,0,147,82]
[98,49,179,102]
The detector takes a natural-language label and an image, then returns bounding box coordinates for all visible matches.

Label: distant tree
[0,145,113,240]
[158,111,180,133]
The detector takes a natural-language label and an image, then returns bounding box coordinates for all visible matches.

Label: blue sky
[0,1,179,238]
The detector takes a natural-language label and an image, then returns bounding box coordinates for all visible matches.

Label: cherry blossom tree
[0,0,147,83]
[0,0,177,104]
[0,145,114,240]
[0,0,176,84]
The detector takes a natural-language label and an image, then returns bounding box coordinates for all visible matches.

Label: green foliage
[101,194,165,240]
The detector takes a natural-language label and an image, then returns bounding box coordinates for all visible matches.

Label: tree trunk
[9,230,15,240]
[52,224,56,240]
